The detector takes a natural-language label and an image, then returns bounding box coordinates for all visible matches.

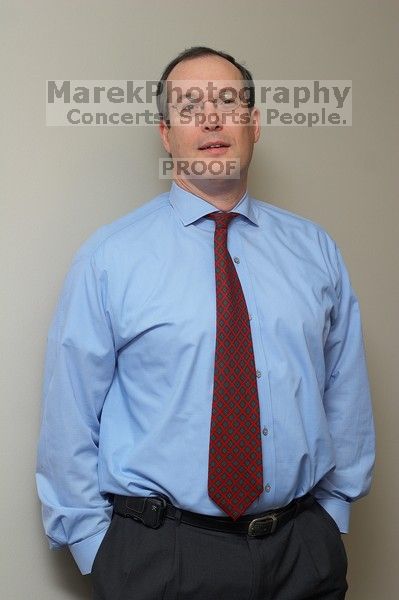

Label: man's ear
[251,107,261,144]
[159,120,171,154]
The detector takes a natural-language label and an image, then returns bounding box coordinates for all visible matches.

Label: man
[36,47,375,600]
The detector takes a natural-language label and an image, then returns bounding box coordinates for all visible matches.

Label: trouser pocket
[293,501,348,598]
[92,514,177,600]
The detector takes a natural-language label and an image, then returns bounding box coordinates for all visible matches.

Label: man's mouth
[199,141,230,150]
[198,141,231,155]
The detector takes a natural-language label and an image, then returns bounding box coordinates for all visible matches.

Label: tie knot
[206,211,239,230]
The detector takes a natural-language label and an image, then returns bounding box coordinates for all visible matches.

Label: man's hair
[156,46,255,125]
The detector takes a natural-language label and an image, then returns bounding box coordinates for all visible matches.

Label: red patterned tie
[206,211,264,520]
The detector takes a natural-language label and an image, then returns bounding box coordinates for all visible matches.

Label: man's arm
[312,242,376,532]
[36,248,116,574]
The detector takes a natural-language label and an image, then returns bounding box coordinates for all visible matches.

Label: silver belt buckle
[248,513,278,537]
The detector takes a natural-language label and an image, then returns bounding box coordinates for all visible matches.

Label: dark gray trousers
[91,496,348,600]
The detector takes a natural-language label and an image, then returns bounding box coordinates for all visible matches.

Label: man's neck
[173,177,248,212]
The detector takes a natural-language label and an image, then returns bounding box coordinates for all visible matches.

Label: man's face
[159,55,260,185]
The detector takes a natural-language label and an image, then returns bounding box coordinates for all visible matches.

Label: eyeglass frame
[169,93,252,117]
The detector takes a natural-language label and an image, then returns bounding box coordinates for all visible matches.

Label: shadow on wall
[47,549,92,598]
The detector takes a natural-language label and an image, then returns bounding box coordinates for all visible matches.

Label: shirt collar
[168,181,259,227]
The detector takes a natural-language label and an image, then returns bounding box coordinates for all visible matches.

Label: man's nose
[201,101,222,131]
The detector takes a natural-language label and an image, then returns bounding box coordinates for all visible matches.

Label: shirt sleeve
[36,248,116,575]
[312,242,376,533]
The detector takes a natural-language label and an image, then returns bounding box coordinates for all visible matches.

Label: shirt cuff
[69,527,109,575]
[313,495,351,533]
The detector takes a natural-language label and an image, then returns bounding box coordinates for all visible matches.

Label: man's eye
[222,98,235,104]
[182,103,196,113]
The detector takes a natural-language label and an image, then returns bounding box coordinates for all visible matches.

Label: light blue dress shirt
[36,182,375,575]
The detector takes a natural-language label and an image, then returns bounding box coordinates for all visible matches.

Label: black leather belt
[112,492,314,538]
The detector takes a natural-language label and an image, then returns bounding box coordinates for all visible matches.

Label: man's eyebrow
[168,90,198,103]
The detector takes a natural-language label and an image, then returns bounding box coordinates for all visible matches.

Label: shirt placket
[227,221,276,507]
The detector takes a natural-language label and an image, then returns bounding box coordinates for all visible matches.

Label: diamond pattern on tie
[206,211,263,521]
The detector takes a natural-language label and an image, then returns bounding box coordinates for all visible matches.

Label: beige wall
[1,0,398,598]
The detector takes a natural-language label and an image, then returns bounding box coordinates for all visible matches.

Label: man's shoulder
[252,197,340,276]
[252,197,327,236]
[73,190,170,263]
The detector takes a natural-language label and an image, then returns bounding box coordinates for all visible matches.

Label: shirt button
[233,256,240,264]
[262,427,269,436]
[256,370,262,378]
[264,483,271,493]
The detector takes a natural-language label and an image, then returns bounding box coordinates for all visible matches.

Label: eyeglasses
[171,93,247,117]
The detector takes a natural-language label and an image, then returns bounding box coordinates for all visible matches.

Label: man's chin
[170,156,241,181]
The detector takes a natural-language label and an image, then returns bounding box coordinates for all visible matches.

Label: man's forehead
[166,79,246,92]
[163,79,251,104]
